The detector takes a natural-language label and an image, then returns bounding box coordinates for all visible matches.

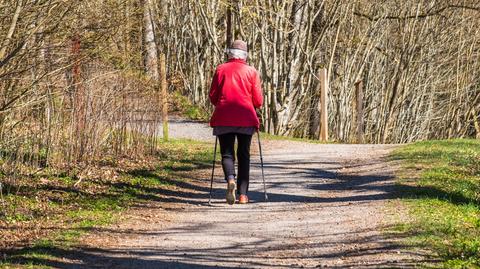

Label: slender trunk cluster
[0,0,163,172]
[0,0,478,178]
[158,0,480,142]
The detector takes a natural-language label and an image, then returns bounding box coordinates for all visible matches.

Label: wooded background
[1,0,479,170]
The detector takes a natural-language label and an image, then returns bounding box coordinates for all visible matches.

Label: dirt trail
[65,121,424,268]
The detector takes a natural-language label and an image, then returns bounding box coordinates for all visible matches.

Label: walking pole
[208,137,218,205]
[257,131,268,202]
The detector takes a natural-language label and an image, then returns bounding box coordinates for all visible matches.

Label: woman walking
[209,40,263,205]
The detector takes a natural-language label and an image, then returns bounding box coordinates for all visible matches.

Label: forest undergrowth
[0,139,212,268]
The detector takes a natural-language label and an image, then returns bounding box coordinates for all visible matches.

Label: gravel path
[158,115,213,142]
[67,121,424,268]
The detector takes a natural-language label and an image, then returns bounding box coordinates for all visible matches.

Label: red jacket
[209,59,263,129]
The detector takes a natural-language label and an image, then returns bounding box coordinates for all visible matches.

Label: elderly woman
[209,40,263,205]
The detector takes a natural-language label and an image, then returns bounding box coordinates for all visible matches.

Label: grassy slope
[170,91,210,121]
[392,139,480,268]
[0,139,212,268]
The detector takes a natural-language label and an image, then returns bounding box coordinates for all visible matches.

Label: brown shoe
[226,179,236,205]
[238,194,249,204]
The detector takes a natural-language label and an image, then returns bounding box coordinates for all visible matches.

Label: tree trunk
[143,0,159,81]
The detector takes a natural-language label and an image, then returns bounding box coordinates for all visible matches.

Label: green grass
[171,91,210,121]
[392,139,480,268]
[0,138,212,268]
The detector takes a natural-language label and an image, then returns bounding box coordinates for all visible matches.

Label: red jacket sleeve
[251,70,263,108]
[209,70,220,106]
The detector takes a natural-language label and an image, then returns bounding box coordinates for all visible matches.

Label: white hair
[226,48,248,60]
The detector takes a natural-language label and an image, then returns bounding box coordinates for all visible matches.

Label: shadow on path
[2,146,440,268]
[5,229,430,269]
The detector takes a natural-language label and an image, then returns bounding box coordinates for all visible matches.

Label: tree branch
[354,4,480,21]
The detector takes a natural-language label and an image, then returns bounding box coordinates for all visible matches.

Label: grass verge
[391,139,480,268]
[0,139,212,268]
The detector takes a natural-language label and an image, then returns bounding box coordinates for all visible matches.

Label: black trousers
[218,133,253,195]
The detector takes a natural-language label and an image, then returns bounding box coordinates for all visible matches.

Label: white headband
[226,48,248,60]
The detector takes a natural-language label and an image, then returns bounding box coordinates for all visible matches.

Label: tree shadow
[3,147,461,268]
[3,224,435,269]
[3,245,244,269]
[394,183,479,206]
